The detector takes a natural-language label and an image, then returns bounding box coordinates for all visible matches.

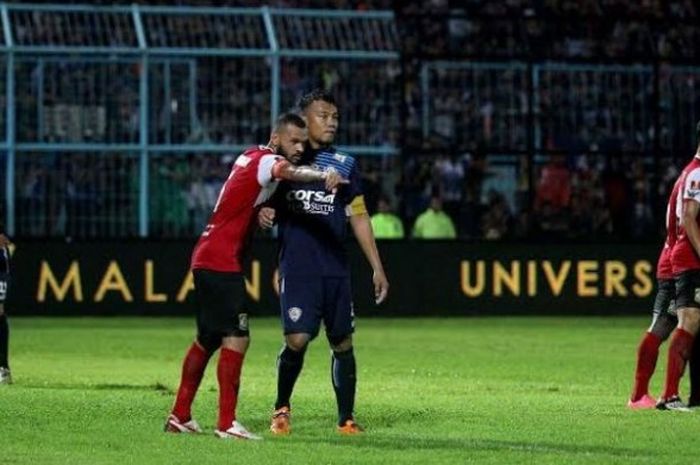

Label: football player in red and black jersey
[164,113,346,439]
[657,122,700,411]
[627,179,680,408]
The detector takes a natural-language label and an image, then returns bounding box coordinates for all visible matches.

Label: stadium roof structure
[0,3,399,59]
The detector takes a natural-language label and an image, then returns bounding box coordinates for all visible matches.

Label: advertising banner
[7,241,657,316]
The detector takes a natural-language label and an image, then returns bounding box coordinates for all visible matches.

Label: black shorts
[193,269,249,338]
[0,272,9,304]
[674,270,700,311]
[652,278,677,320]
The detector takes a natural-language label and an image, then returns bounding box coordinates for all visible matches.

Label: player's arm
[348,195,389,304]
[682,199,700,256]
[272,160,347,192]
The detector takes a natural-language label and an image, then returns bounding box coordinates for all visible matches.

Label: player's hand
[324,168,349,193]
[373,270,389,305]
[0,234,10,248]
[258,207,276,229]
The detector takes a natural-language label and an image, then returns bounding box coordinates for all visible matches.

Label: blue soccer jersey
[274,147,363,278]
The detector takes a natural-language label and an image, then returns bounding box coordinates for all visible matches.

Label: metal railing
[4,4,700,240]
[1,3,400,237]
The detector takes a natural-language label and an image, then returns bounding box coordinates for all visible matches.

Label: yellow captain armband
[346,195,368,216]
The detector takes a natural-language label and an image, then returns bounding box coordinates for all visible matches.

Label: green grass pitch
[2,316,700,465]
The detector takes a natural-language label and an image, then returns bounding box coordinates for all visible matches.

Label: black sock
[0,314,8,369]
[331,348,356,425]
[275,345,306,410]
[689,337,700,405]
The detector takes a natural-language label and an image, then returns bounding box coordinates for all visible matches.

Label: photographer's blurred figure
[371,195,404,239]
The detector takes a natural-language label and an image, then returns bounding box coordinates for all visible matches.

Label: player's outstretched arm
[273,161,347,191]
[349,197,389,304]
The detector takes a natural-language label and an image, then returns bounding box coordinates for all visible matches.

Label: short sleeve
[257,154,283,187]
[684,167,700,202]
[345,160,363,205]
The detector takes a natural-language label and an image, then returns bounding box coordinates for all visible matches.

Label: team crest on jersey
[238,313,249,331]
[333,153,347,163]
[288,307,303,322]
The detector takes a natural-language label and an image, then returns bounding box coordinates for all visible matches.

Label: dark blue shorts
[279,275,354,340]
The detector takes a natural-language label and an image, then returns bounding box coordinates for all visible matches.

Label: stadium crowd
[5,0,699,240]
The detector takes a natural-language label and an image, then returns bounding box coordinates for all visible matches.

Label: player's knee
[0,304,4,316]
[196,332,222,355]
[649,314,677,340]
[285,333,310,352]
[328,334,352,351]
[221,335,249,353]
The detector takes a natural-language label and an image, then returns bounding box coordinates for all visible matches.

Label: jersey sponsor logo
[288,306,302,322]
[286,189,336,215]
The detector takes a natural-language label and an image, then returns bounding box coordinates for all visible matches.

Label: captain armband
[345,195,368,217]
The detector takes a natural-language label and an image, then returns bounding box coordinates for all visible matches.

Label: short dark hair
[297,88,337,112]
[274,112,306,131]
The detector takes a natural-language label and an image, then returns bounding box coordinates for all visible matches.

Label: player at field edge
[627,178,681,408]
[656,121,700,411]
[164,113,347,439]
[0,228,11,385]
[259,89,389,435]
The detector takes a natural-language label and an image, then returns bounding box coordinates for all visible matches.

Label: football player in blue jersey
[260,89,389,435]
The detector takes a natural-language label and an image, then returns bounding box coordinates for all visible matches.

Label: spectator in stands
[396,156,432,228]
[434,153,464,223]
[457,149,489,238]
[371,194,404,239]
[534,154,571,213]
[567,193,593,239]
[480,189,513,240]
[412,195,456,239]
